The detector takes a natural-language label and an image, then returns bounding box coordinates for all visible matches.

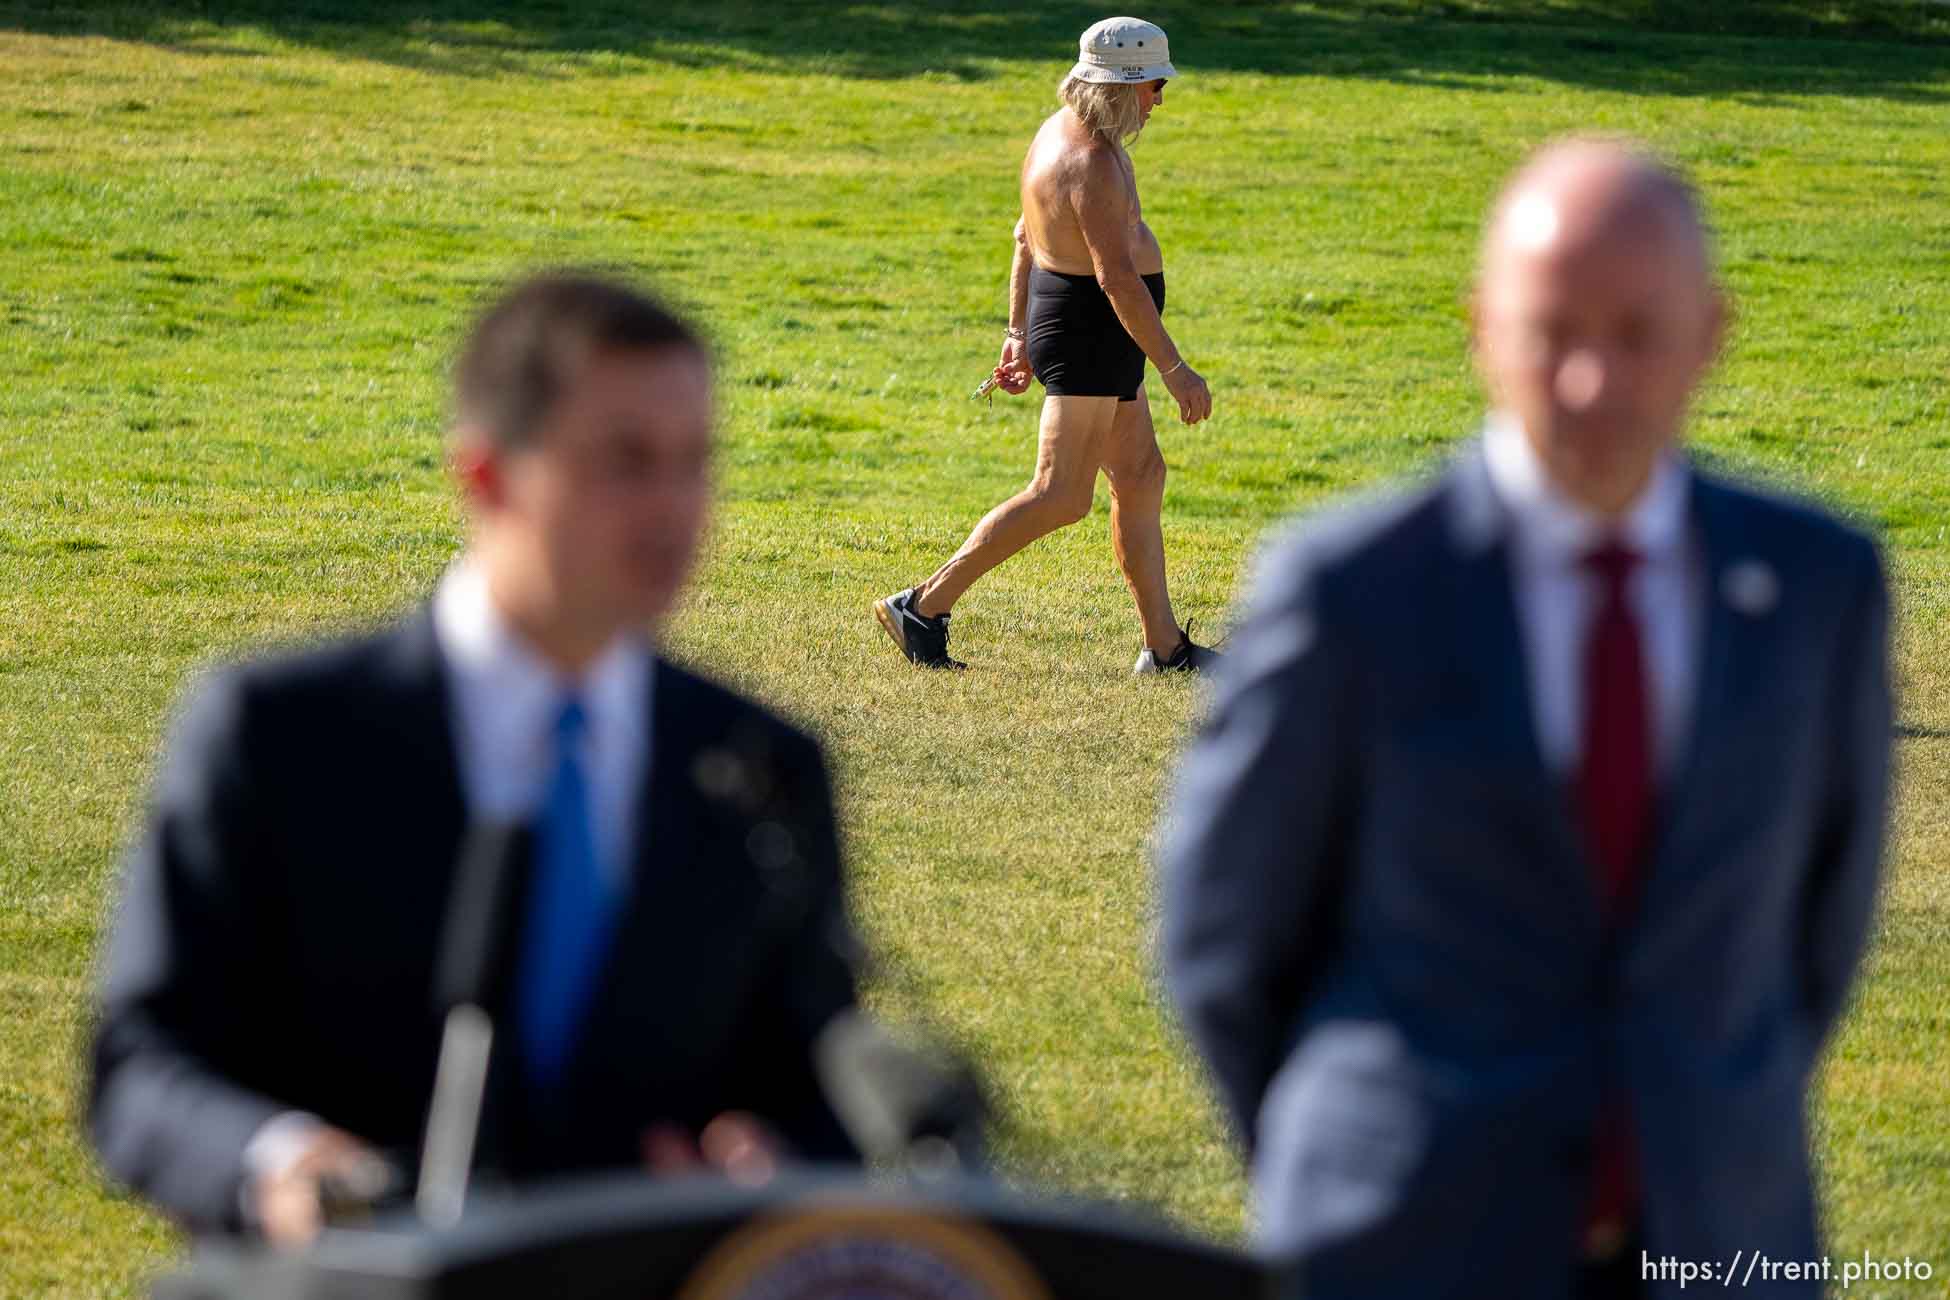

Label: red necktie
[1577,541,1650,1249]
[1579,543,1652,906]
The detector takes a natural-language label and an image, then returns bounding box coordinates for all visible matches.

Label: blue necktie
[516,696,618,1091]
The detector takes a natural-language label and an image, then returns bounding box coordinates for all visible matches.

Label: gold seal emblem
[675,1203,1051,1300]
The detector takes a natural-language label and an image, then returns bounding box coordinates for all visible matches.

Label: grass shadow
[3,1,1947,100]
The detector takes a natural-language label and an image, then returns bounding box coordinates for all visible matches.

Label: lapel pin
[1721,559,1780,616]
[693,748,749,801]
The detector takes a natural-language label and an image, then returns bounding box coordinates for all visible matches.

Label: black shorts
[1025,267,1166,402]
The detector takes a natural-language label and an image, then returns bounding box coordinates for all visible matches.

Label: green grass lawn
[2,2,1946,1294]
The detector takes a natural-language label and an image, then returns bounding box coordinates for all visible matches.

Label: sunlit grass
[1,3,1945,1294]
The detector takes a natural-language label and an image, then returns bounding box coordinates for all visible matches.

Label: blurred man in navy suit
[1161,139,1891,1299]
[90,274,859,1246]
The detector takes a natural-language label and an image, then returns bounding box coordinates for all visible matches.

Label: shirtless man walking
[875,16,1218,673]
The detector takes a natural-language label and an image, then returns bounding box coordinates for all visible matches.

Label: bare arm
[1073,153,1178,368]
[994,218,1033,394]
[1072,151,1210,423]
[1008,216,1031,334]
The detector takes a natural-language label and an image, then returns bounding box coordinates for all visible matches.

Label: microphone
[814,1012,990,1176]
[432,820,532,1014]
[417,821,530,1228]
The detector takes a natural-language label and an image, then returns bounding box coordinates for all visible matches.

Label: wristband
[1161,358,1188,378]
[1005,326,1027,341]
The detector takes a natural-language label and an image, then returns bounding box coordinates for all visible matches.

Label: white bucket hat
[1069,16,1176,85]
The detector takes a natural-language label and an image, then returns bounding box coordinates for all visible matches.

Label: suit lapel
[568,663,715,1080]
[1444,442,1604,932]
[631,661,708,911]
[375,606,524,1173]
[1644,472,1772,883]
[377,604,469,831]
[366,605,470,945]
[1445,441,1562,787]
[1456,545,1556,780]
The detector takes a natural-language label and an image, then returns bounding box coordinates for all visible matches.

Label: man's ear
[449,429,505,512]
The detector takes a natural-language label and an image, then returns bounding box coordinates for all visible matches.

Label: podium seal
[675,1203,1051,1300]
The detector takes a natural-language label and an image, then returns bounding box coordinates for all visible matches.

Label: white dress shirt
[242,561,653,1207]
[1481,415,1703,778]
[430,559,653,887]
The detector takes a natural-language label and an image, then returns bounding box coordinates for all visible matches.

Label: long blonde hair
[1059,76,1145,147]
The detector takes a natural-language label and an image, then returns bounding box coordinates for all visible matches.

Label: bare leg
[1101,387,1181,657]
[913,395,1118,617]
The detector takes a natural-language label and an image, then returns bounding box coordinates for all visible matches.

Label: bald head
[1483,139,1712,289]
[1473,137,1725,518]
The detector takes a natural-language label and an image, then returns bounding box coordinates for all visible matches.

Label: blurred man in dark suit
[89,273,859,1246]
[1161,140,1891,1299]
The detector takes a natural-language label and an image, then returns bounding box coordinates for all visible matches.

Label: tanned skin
[914,79,1209,659]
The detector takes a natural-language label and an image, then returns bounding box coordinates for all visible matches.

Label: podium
[154,1172,1271,1300]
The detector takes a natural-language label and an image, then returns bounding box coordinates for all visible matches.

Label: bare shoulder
[1025,112,1083,180]
[1052,130,1124,196]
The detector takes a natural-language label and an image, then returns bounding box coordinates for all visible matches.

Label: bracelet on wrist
[1005,326,1027,341]
[1161,358,1188,378]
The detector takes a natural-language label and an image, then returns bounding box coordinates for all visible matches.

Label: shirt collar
[1481,413,1690,565]
[431,558,653,746]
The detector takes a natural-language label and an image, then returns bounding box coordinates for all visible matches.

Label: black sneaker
[1133,624,1222,676]
[874,588,967,670]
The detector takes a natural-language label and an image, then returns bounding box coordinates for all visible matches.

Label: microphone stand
[814,1011,991,1177]
[415,821,530,1227]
